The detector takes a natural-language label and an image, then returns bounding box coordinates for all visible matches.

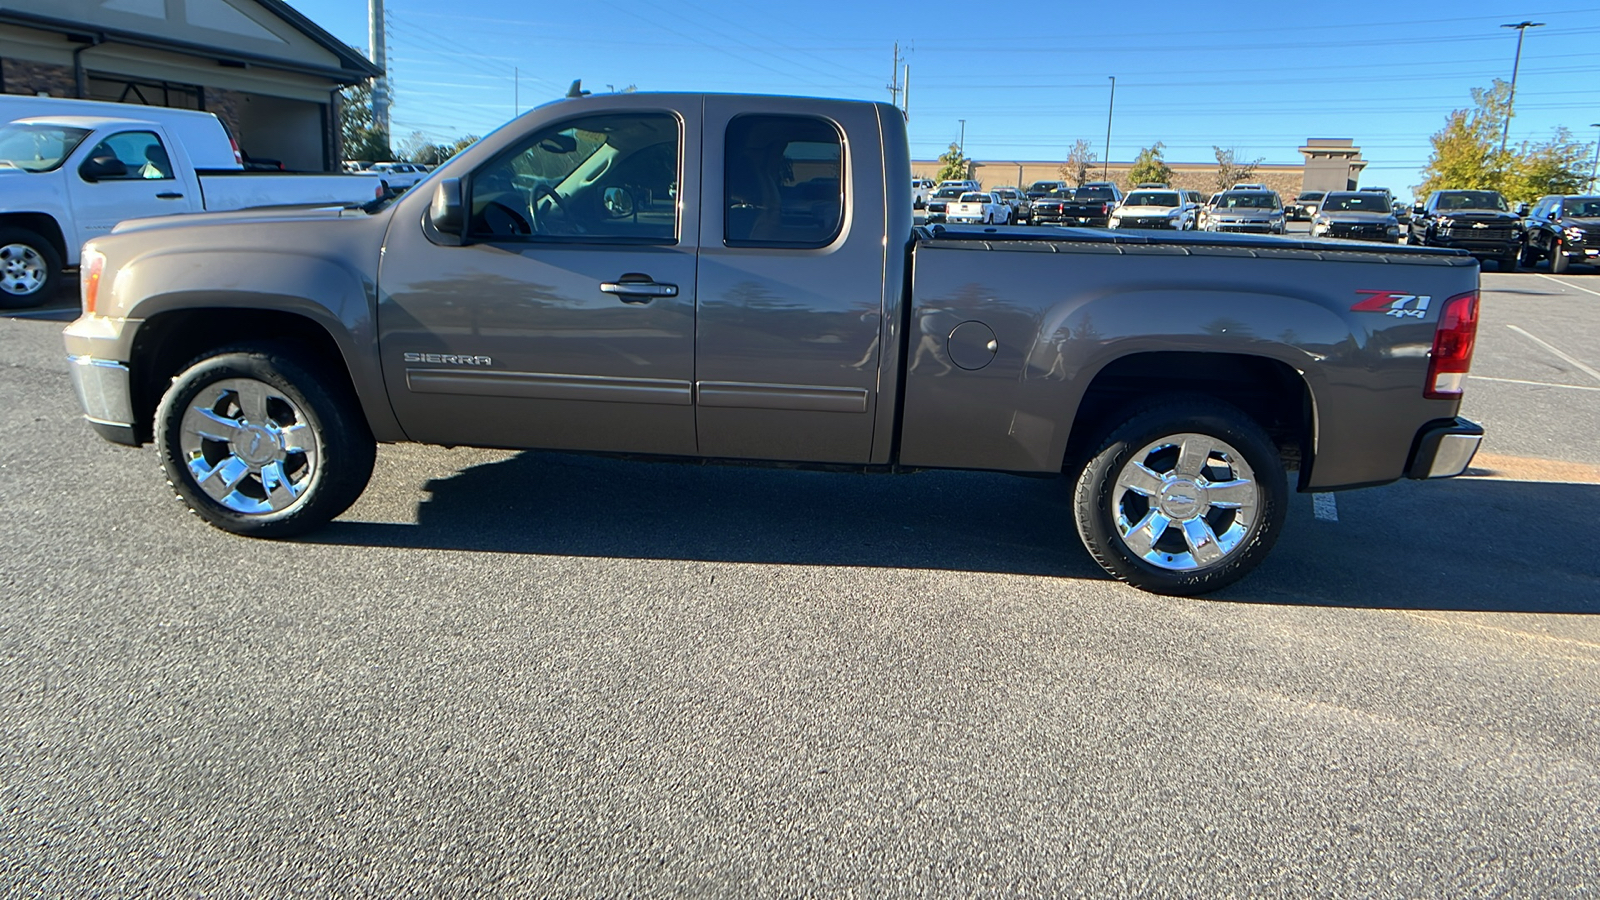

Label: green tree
[1212,146,1263,192]
[1126,142,1174,187]
[1506,127,1589,202]
[1058,139,1097,188]
[936,142,970,182]
[339,81,391,162]
[1415,80,1515,197]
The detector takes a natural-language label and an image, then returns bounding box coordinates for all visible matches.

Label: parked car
[0,100,383,307]
[1050,184,1122,227]
[947,191,1010,225]
[363,161,429,192]
[1109,188,1196,230]
[1408,190,1522,271]
[1198,191,1223,230]
[1029,190,1074,225]
[1203,190,1286,234]
[990,186,1032,224]
[911,177,935,209]
[1288,191,1326,222]
[1026,180,1068,200]
[1521,194,1600,273]
[63,90,1485,596]
[938,179,980,193]
[1311,191,1402,243]
[924,185,967,224]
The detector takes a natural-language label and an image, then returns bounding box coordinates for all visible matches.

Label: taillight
[1425,289,1479,399]
[229,135,242,166]
[80,248,106,314]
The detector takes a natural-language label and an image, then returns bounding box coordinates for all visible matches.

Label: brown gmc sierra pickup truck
[64,92,1484,594]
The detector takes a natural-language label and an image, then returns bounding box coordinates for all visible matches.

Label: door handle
[156,192,184,199]
[599,276,678,304]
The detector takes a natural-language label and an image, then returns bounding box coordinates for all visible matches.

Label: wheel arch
[126,306,396,445]
[1062,350,1316,487]
[0,213,69,266]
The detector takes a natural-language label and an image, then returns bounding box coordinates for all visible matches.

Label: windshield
[0,123,92,173]
[934,187,965,198]
[1297,192,1324,201]
[1436,191,1509,212]
[1028,182,1058,192]
[1075,187,1115,201]
[1567,197,1600,217]
[1218,192,1276,209]
[1124,191,1180,207]
[1324,193,1390,212]
[958,193,988,203]
[995,190,1018,200]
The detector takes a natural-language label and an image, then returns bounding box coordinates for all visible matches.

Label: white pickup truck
[0,104,384,307]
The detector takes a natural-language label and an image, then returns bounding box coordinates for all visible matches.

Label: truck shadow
[312,451,1598,615]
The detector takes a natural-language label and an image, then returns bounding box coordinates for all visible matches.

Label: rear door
[695,97,889,463]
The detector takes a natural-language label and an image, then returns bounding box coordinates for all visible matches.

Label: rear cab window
[724,114,844,248]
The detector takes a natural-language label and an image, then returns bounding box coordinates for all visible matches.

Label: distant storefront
[0,0,379,171]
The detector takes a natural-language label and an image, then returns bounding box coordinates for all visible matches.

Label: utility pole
[887,43,903,107]
[1590,123,1600,192]
[1499,21,1544,155]
[958,118,966,155]
[367,0,390,139]
[1103,75,1115,179]
[902,64,910,117]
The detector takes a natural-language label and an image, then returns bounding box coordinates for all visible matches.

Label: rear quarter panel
[899,236,1478,488]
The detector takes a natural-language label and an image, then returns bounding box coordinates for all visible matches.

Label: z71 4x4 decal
[1352,290,1432,319]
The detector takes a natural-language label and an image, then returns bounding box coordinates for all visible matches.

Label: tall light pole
[1590,123,1600,192]
[1499,21,1544,154]
[1103,75,1116,179]
[958,118,966,155]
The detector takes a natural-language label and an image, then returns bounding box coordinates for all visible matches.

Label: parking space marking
[1469,374,1600,392]
[1311,493,1338,522]
[1536,273,1600,299]
[1506,324,1600,384]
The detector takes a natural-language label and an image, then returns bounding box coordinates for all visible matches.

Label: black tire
[1551,244,1570,274]
[1497,250,1518,273]
[0,227,64,309]
[1520,240,1541,269]
[155,345,375,538]
[1071,397,1287,595]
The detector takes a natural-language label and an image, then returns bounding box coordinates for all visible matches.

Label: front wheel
[1551,244,1570,274]
[0,227,63,309]
[1520,240,1541,268]
[156,345,375,538]
[1071,398,1287,595]
[1497,250,1519,273]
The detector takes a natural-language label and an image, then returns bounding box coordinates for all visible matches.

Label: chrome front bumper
[67,355,139,445]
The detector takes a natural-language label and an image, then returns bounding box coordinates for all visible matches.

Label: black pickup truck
[1409,190,1523,271]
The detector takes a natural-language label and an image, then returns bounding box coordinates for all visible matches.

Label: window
[468,113,679,243]
[724,115,844,248]
[81,131,172,180]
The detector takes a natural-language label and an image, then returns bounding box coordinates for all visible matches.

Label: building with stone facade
[0,0,379,171]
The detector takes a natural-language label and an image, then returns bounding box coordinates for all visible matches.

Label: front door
[65,128,195,248]
[377,109,700,456]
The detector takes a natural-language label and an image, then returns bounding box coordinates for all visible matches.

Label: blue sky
[292,1,1600,199]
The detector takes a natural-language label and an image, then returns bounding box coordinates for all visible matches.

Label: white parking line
[1469,375,1600,392]
[1312,493,1338,522]
[1536,273,1600,299]
[1506,324,1600,384]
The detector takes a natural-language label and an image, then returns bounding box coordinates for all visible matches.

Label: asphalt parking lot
[3,258,1598,895]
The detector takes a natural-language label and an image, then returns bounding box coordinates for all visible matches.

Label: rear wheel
[1072,398,1287,595]
[156,345,375,538]
[0,227,63,309]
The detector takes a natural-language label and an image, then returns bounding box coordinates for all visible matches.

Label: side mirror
[79,155,128,182]
[1515,202,1530,217]
[1412,204,1425,216]
[428,178,463,236]
[603,186,636,219]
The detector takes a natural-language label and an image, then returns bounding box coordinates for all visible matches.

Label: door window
[724,115,844,248]
[468,113,680,243]
[80,131,173,180]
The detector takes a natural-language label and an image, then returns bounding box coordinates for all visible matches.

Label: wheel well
[1065,352,1313,475]
[127,308,354,443]
[0,213,68,264]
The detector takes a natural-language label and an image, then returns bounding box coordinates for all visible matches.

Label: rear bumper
[1406,417,1483,479]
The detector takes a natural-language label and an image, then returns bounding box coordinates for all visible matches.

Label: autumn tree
[1415,80,1515,197]
[1212,147,1263,192]
[1059,139,1097,188]
[1126,142,1174,187]
[1506,127,1589,201]
[936,142,971,182]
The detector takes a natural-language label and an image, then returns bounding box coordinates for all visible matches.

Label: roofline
[0,7,381,84]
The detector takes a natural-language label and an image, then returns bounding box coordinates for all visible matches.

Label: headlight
[1315,216,1330,226]
[1438,217,1454,227]
[1386,225,1400,235]
[1564,225,1586,241]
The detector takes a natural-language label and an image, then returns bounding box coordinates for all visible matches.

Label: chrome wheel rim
[0,242,46,296]
[1112,432,1259,572]
[178,378,318,515]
